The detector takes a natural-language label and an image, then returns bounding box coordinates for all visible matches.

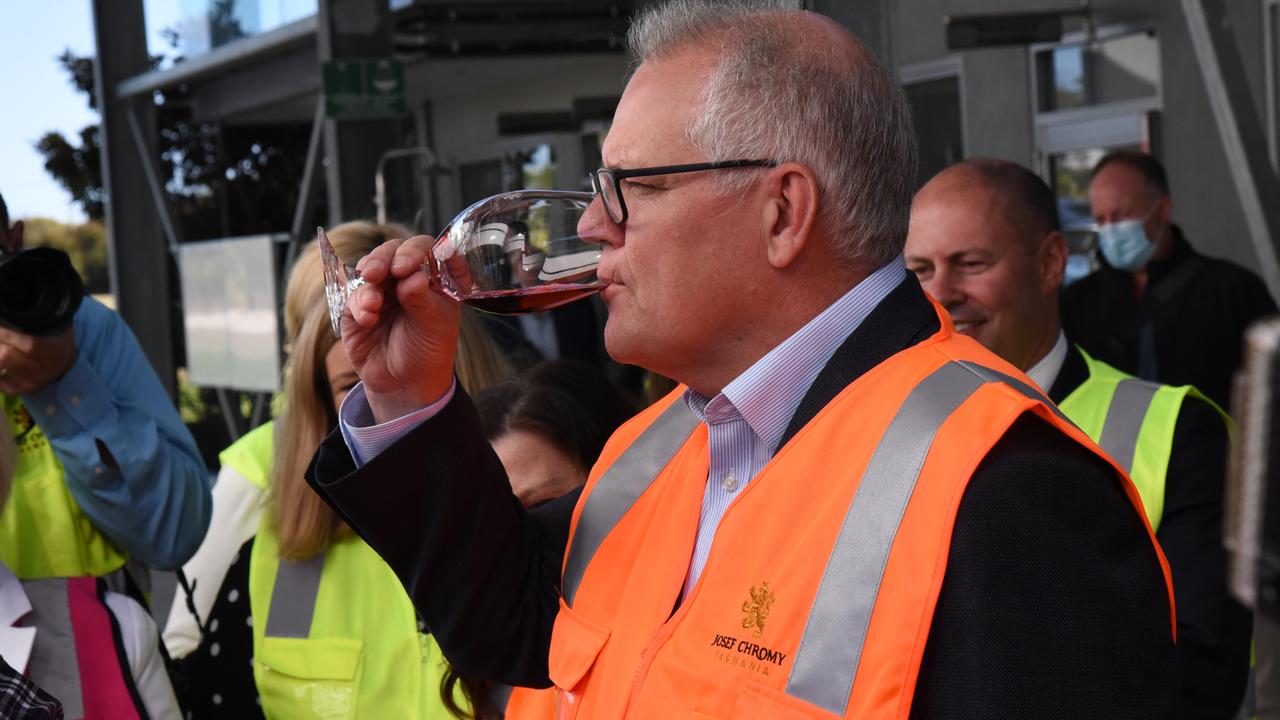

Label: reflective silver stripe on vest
[957,360,1074,426]
[562,399,699,606]
[1098,379,1160,472]
[23,579,85,719]
[786,361,1055,715]
[265,553,326,638]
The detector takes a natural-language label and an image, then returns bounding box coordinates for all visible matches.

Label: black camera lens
[0,247,85,336]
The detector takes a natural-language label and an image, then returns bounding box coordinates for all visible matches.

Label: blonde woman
[164,222,510,718]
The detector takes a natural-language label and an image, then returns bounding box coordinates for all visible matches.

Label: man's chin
[601,320,639,367]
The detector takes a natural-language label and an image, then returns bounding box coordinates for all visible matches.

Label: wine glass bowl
[320,190,602,337]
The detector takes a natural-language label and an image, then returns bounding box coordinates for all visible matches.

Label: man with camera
[0,191,210,590]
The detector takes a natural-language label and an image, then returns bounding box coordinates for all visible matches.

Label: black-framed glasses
[588,159,778,224]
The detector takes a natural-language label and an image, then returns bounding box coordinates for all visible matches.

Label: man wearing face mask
[1061,151,1277,409]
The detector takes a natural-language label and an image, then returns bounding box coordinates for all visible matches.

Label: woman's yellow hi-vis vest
[233,424,464,719]
[1058,347,1227,530]
[0,394,127,579]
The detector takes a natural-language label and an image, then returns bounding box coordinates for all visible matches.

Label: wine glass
[320,190,602,337]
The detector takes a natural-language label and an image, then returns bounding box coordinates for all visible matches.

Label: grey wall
[1156,1,1270,275]
[403,53,629,221]
[411,54,628,157]
[878,0,1278,295]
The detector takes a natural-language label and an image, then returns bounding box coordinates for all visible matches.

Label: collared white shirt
[679,259,906,594]
[1025,330,1069,393]
[0,565,36,674]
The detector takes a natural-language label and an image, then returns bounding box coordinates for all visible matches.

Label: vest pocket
[548,599,611,719]
[729,685,833,720]
[256,636,364,720]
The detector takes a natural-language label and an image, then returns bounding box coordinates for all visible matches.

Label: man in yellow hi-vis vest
[0,191,210,586]
[905,158,1252,718]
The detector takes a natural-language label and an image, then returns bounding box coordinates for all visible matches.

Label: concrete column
[90,0,178,397]
[318,0,404,224]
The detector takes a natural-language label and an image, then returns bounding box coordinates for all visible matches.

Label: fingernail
[364,259,382,271]
[392,257,411,270]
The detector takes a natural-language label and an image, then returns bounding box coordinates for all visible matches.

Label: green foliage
[37,34,311,241]
[21,218,110,294]
[176,368,208,424]
[35,127,104,220]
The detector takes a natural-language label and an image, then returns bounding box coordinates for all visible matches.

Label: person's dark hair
[442,360,638,718]
[945,158,1060,243]
[1091,150,1170,197]
[476,359,640,473]
[0,191,9,233]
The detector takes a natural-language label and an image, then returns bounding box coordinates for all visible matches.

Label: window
[1031,25,1161,284]
[900,57,966,188]
[1034,31,1161,112]
[161,0,317,58]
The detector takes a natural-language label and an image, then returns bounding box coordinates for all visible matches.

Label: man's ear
[7,221,24,252]
[1039,230,1068,293]
[762,163,820,270]
[1156,195,1173,227]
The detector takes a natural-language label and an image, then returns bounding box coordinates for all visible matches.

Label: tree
[35,1,314,240]
[20,218,110,295]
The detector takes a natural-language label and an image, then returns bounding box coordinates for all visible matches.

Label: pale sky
[0,1,180,224]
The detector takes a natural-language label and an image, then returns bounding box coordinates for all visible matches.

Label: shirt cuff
[339,379,457,466]
[22,352,113,440]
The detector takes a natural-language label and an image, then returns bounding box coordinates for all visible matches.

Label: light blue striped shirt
[680,259,905,593]
[340,259,908,591]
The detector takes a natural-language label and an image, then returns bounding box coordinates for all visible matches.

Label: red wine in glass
[320,190,604,336]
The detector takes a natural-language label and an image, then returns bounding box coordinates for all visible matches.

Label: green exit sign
[323,59,408,120]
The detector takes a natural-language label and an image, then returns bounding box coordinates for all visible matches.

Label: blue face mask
[1097,206,1160,271]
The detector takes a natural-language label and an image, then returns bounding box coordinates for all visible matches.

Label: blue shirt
[18,297,211,570]
[341,260,907,589]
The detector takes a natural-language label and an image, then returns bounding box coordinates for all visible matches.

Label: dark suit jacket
[307,277,1179,718]
[1049,343,1251,718]
[1061,226,1278,410]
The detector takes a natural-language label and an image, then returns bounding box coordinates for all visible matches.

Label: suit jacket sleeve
[1158,396,1252,717]
[306,387,568,688]
[912,414,1179,719]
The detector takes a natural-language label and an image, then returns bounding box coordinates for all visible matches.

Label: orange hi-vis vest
[543,313,1174,720]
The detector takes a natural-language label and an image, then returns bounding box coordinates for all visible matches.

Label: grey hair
[627,0,917,267]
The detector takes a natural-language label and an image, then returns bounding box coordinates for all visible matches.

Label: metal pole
[125,102,183,254]
[1181,0,1280,294]
[215,388,246,442]
[250,393,269,429]
[375,146,439,225]
[281,100,328,290]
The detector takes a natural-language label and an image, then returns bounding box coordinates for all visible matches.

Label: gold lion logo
[741,581,775,638]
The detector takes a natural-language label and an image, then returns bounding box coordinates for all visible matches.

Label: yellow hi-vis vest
[1058,347,1226,531]
[219,421,275,491]
[236,424,464,719]
[0,394,127,579]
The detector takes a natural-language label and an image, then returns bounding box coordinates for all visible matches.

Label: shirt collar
[0,564,30,628]
[686,258,907,450]
[1024,330,1069,392]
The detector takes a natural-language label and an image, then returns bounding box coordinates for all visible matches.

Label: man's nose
[577,195,623,248]
[924,269,965,308]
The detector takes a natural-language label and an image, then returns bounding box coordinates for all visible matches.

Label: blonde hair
[271,221,514,560]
